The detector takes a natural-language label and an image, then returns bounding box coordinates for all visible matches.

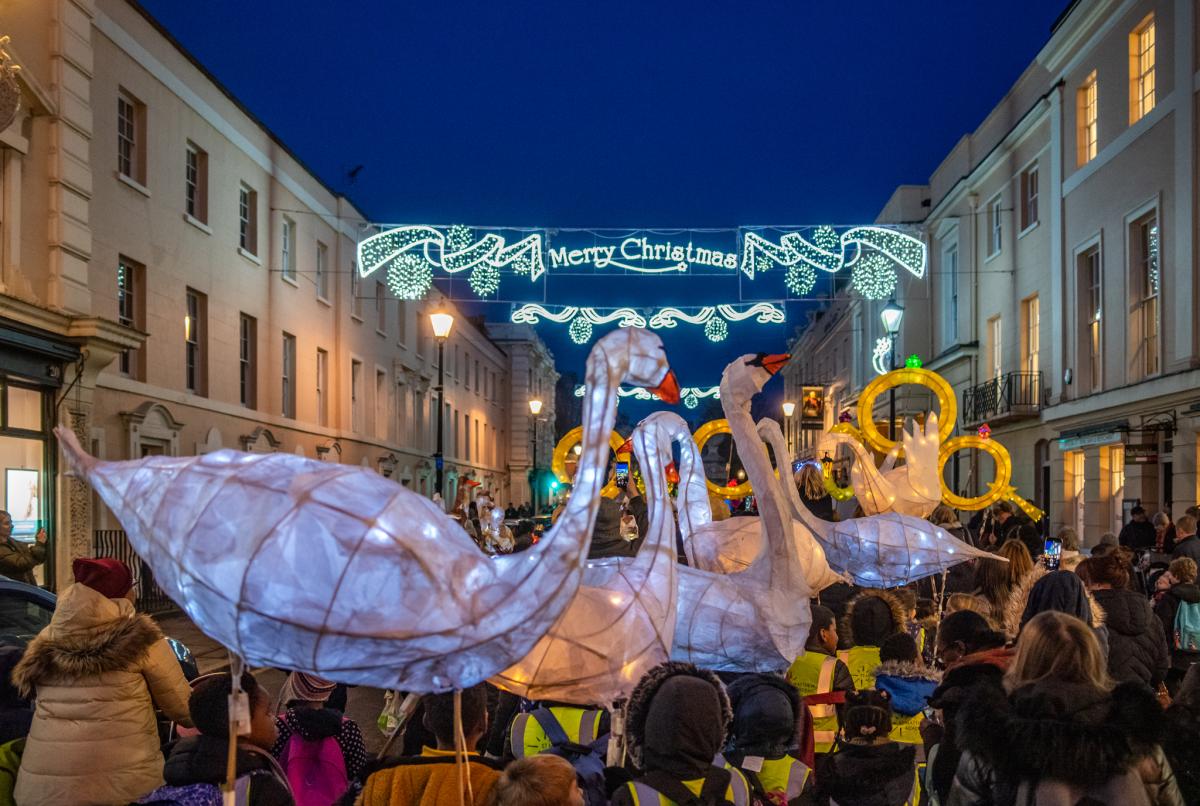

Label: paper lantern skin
[491,412,680,706]
[54,328,678,693]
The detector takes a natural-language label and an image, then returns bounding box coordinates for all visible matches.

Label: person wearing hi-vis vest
[788,605,854,755]
[837,589,909,693]
[723,674,816,806]
[872,633,940,758]
[507,702,607,760]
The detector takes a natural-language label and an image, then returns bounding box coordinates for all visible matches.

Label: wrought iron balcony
[962,371,1044,426]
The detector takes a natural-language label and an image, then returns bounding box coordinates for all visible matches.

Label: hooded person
[1002,566,1106,646]
[12,558,193,806]
[1162,664,1200,806]
[270,671,367,801]
[613,662,751,806]
[838,590,907,692]
[815,690,918,806]
[724,675,815,806]
[872,634,940,751]
[1083,553,1169,688]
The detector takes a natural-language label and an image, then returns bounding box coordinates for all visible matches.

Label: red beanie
[72,558,133,599]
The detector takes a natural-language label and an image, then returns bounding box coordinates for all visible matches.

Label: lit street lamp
[782,401,796,417]
[880,299,904,441]
[529,398,543,509]
[430,309,455,502]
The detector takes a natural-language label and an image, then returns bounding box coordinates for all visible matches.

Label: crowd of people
[0,485,1198,805]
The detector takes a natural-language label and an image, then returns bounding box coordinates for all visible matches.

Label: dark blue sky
[141,0,1064,414]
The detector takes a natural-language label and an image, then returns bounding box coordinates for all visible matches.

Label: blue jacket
[873,661,941,717]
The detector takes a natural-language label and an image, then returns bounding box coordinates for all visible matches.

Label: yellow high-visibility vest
[787,651,841,753]
[837,646,882,692]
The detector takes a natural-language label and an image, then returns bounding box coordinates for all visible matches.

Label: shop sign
[1125,444,1159,464]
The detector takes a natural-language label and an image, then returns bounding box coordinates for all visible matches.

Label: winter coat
[1092,587,1170,687]
[272,706,368,780]
[162,734,294,806]
[947,680,1182,806]
[1153,581,1200,671]
[1172,535,1200,563]
[840,589,908,649]
[1121,520,1157,551]
[1162,698,1200,806]
[999,515,1041,559]
[589,496,644,558]
[0,538,45,586]
[355,749,502,806]
[872,661,940,717]
[815,741,917,806]
[1001,567,1105,642]
[0,738,21,806]
[11,583,193,806]
[924,648,1013,806]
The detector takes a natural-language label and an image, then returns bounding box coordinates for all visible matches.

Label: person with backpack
[491,754,586,806]
[270,672,366,805]
[1153,556,1200,695]
[871,634,939,752]
[613,661,751,806]
[148,671,293,806]
[814,690,918,806]
[788,605,855,756]
[352,685,502,806]
[724,674,815,806]
[505,701,608,805]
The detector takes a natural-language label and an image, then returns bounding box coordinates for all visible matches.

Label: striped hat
[280,671,336,705]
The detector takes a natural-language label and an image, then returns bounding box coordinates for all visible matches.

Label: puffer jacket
[12,583,193,805]
[947,679,1182,806]
[1092,587,1170,687]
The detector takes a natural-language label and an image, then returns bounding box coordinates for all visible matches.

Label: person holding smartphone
[0,511,46,586]
[587,458,646,559]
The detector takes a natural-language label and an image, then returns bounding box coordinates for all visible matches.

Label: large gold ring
[821,459,856,501]
[552,427,626,498]
[938,435,1012,511]
[692,419,754,498]
[856,368,957,456]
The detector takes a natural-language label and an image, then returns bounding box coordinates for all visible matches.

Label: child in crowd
[725,674,815,806]
[814,690,918,806]
[872,634,939,752]
[491,755,585,806]
[271,671,367,805]
[838,590,908,692]
[788,605,854,756]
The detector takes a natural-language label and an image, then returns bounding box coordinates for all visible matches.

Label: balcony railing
[963,371,1044,425]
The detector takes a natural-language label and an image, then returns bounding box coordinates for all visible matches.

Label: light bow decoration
[357,224,927,301]
[573,384,719,410]
[826,366,1043,521]
[512,302,786,345]
[871,337,892,376]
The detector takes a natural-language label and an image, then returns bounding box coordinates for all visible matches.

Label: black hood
[1020,571,1092,632]
[818,742,917,802]
[956,680,1161,788]
[1092,588,1153,636]
[283,706,343,740]
[725,674,800,756]
[626,662,731,779]
[1169,582,1200,604]
[163,735,278,787]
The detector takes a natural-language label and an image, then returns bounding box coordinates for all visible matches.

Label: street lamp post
[528,399,543,511]
[880,299,905,441]
[782,400,796,460]
[430,310,455,502]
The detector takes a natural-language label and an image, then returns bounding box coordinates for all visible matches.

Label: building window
[1019,164,1038,231]
[350,262,363,319]
[117,89,145,183]
[1077,70,1098,166]
[281,332,296,419]
[239,314,257,408]
[1021,295,1040,377]
[1110,445,1126,535]
[280,217,296,282]
[375,370,388,440]
[375,282,386,333]
[239,185,258,254]
[986,194,1002,257]
[316,349,328,427]
[941,242,958,346]
[987,316,1002,381]
[185,289,207,396]
[316,241,329,300]
[184,143,208,223]
[1132,213,1161,378]
[397,300,408,345]
[1069,451,1086,540]
[464,352,471,390]
[351,360,363,432]
[117,257,144,379]
[1078,246,1103,392]
[1129,14,1156,124]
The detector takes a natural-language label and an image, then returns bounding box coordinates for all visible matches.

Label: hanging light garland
[512,302,785,344]
[567,317,593,345]
[850,253,898,300]
[704,317,728,342]
[386,253,434,300]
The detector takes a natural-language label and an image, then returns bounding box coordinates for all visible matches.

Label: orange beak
[761,353,791,376]
[650,370,681,404]
[665,462,680,485]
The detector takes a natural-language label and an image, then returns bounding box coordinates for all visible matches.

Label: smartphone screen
[1043,537,1062,570]
[614,461,629,487]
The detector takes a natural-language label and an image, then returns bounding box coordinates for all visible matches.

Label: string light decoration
[871,337,893,376]
[851,253,898,299]
[386,253,434,300]
[740,225,926,281]
[568,317,593,344]
[705,317,729,342]
[785,261,817,295]
[573,385,720,404]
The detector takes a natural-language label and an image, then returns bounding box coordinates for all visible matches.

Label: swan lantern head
[617,330,680,403]
[722,352,790,405]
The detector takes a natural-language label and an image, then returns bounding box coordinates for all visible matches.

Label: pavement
[154,611,390,754]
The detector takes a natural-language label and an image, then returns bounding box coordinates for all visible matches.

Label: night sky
[140,0,1065,420]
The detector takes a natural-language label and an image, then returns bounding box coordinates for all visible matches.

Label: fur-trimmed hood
[12,583,163,698]
[1002,567,1104,640]
[625,661,732,773]
[957,680,1162,788]
[840,589,908,648]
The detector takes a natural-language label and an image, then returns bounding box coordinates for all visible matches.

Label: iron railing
[962,371,1044,425]
[92,530,174,613]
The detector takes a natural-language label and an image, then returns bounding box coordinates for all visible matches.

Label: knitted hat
[72,557,133,599]
[279,671,336,705]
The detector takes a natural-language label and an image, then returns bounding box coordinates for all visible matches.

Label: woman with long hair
[973,540,1032,628]
[947,611,1182,805]
[795,462,836,522]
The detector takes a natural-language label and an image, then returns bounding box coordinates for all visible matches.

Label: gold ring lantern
[856,368,957,456]
[692,419,754,499]
[938,435,1013,510]
[552,427,626,499]
[820,455,856,501]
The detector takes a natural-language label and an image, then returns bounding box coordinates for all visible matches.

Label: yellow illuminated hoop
[693,419,754,499]
[552,427,626,499]
[820,458,856,502]
[856,368,957,456]
[936,434,1044,519]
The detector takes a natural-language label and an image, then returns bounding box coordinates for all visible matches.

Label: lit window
[1077,71,1098,166]
[1129,14,1156,124]
[1022,295,1039,377]
[1078,246,1102,392]
[185,289,207,396]
[1133,214,1160,378]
